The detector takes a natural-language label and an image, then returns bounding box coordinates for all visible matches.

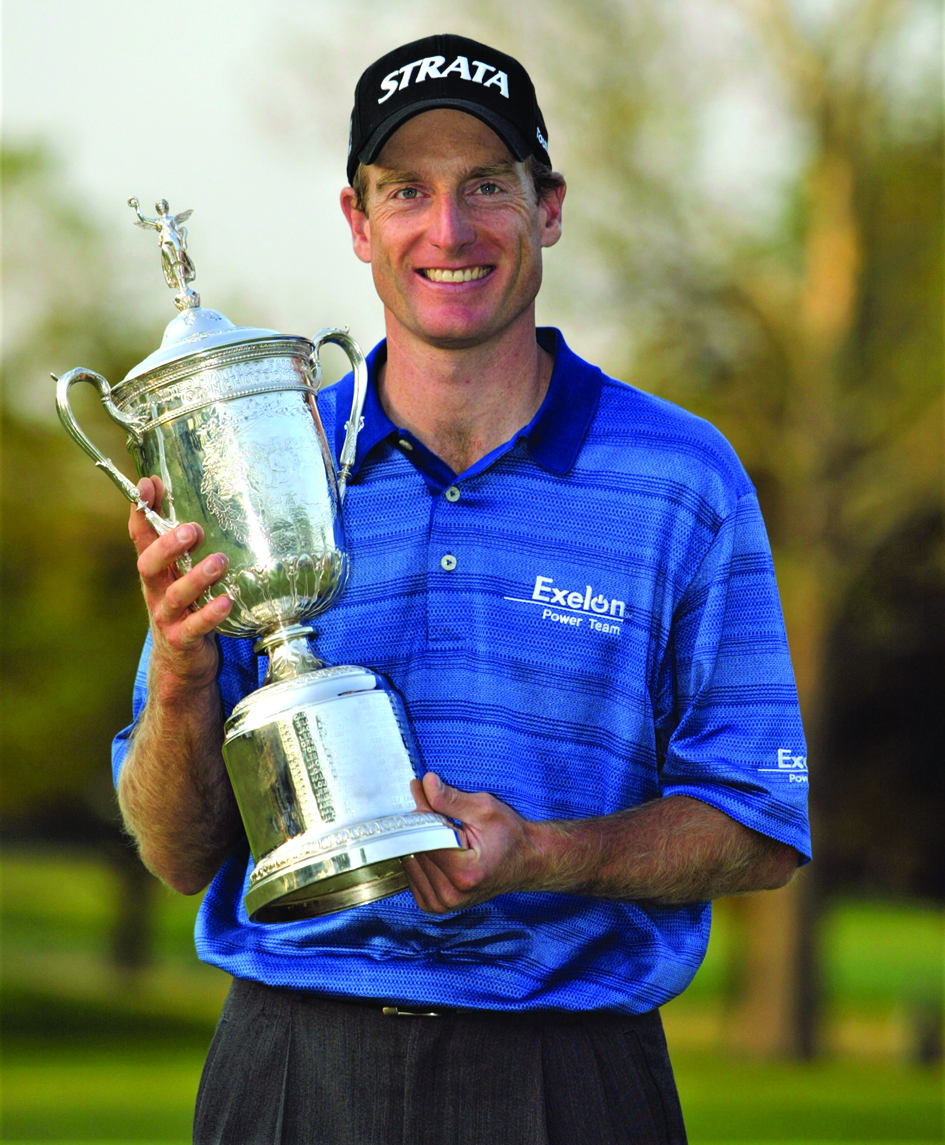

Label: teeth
[424,266,491,283]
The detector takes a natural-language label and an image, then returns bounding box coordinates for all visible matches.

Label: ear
[538,180,566,249]
[340,187,372,264]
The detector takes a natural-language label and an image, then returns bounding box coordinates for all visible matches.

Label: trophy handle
[310,327,367,504]
[54,367,174,535]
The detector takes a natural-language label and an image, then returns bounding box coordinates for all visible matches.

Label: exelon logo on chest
[502,574,628,637]
[530,575,626,617]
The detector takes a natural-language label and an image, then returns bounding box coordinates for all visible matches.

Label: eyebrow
[371,161,521,193]
[466,162,520,180]
[372,169,423,191]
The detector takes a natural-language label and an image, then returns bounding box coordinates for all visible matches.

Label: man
[114,34,810,1145]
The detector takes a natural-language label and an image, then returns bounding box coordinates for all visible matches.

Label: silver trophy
[55,198,461,921]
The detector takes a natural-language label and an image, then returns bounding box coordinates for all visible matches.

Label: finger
[412,845,477,900]
[137,522,204,580]
[157,553,230,624]
[130,506,205,563]
[414,847,470,889]
[421,772,490,826]
[402,855,431,906]
[412,779,469,848]
[409,852,471,911]
[401,855,438,912]
[133,474,164,513]
[129,478,159,550]
[130,478,205,557]
[174,592,233,645]
[422,771,464,813]
[149,474,165,513]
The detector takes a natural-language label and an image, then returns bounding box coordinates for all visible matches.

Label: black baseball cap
[347,34,551,184]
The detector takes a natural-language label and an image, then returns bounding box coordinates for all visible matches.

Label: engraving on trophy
[276,714,323,831]
[113,339,313,414]
[156,358,302,418]
[293,711,336,823]
[192,394,333,548]
[313,710,340,794]
[209,551,344,637]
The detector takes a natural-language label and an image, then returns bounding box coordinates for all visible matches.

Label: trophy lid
[122,196,281,383]
[122,305,281,382]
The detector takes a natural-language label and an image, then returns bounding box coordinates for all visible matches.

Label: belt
[290,991,469,1018]
[283,988,615,1023]
[381,1004,464,1018]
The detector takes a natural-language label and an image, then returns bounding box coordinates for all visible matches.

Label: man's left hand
[404,773,539,913]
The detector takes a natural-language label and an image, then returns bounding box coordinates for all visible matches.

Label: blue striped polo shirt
[113,328,810,1013]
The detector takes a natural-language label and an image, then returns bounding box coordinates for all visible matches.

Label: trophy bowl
[55,198,462,921]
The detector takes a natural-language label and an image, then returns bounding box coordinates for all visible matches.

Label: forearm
[406,777,799,913]
[117,665,243,895]
[526,794,798,904]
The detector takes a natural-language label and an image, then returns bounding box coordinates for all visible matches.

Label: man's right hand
[128,475,233,693]
[120,475,244,895]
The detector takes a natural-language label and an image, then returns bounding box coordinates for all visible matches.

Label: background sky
[3,0,392,355]
[4,0,938,352]
[1,0,833,380]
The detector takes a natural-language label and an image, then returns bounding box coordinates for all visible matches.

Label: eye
[475,181,501,196]
[394,186,420,200]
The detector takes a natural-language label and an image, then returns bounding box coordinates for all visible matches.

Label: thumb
[410,777,433,813]
[421,772,473,819]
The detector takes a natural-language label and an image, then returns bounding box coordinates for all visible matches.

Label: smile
[419,266,494,283]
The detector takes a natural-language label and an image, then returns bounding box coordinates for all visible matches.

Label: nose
[427,192,476,252]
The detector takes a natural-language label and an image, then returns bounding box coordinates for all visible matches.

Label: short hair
[350,155,565,216]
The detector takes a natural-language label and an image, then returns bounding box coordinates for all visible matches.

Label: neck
[377,313,552,475]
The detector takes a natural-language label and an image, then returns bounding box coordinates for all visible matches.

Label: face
[340,109,564,351]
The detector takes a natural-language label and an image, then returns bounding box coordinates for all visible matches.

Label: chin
[418,313,509,349]
[421,329,496,350]
[404,309,497,349]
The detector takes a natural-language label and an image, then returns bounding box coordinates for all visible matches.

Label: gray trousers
[194,978,687,1145]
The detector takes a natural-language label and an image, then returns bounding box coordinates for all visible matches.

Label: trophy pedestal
[223,665,462,922]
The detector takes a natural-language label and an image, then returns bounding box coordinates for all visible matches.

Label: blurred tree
[1,146,159,968]
[474,0,942,1056]
[822,507,944,899]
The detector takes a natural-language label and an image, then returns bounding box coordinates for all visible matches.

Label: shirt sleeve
[111,631,154,786]
[655,491,812,862]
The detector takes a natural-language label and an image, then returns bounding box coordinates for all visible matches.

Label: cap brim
[355,99,531,175]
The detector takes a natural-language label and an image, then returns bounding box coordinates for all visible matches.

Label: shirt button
[445,485,461,502]
[398,438,414,451]
[440,554,457,571]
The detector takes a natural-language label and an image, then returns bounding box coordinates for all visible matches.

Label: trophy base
[244,815,461,922]
[224,663,463,923]
[249,858,408,922]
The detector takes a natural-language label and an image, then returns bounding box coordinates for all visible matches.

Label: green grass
[673,1052,943,1142]
[1,1048,206,1143]
[1,847,942,1143]
[822,901,944,1009]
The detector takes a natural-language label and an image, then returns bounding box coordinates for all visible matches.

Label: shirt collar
[337,327,603,481]
[527,328,603,476]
